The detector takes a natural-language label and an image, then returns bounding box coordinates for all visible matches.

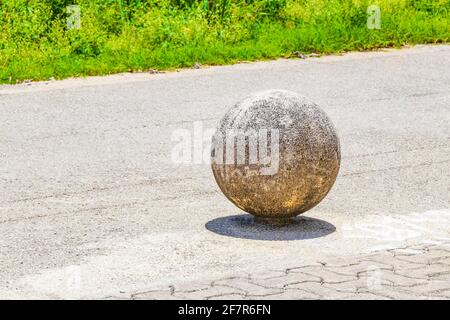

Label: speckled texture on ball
[211,89,341,220]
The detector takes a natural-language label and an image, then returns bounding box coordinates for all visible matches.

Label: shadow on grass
[205,214,335,241]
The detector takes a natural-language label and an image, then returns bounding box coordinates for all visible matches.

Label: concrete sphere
[211,89,340,220]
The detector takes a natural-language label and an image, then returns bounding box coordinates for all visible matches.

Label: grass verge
[0,0,449,83]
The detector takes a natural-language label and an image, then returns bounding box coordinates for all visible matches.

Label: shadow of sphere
[205,214,336,241]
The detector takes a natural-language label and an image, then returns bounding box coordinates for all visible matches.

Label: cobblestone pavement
[123,241,450,300]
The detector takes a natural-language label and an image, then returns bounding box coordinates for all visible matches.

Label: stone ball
[211,89,340,220]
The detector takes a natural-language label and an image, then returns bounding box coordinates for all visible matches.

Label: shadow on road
[205,214,335,241]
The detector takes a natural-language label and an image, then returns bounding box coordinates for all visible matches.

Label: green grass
[0,0,449,83]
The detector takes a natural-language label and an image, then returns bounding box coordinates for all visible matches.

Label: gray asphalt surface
[0,45,449,299]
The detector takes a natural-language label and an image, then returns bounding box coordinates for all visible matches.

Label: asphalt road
[0,45,449,299]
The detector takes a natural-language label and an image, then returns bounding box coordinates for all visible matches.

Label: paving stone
[132,289,178,300]
[210,294,245,300]
[250,270,287,280]
[426,288,450,299]
[431,256,450,266]
[285,262,325,272]
[247,288,320,300]
[345,292,390,300]
[365,288,423,300]
[174,281,212,292]
[173,285,244,299]
[291,266,357,283]
[427,270,450,281]
[394,251,450,264]
[285,282,352,299]
[407,244,434,251]
[394,263,450,280]
[132,241,450,300]
[358,269,427,288]
[325,277,394,293]
[101,295,131,300]
[402,280,450,297]
[325,259,394,276]
[389,248,424,256]
[251,272,321,289]
[360,255,422,272]
[213,277,282,296]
